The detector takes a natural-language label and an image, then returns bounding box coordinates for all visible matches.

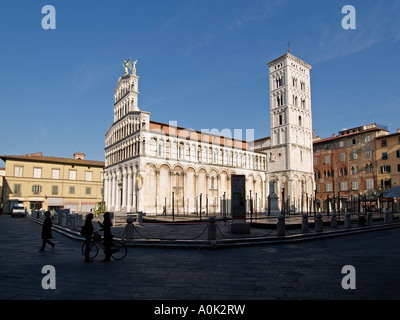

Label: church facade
[103,52,315,216]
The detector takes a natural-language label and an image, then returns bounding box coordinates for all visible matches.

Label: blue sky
[1,0,400,167]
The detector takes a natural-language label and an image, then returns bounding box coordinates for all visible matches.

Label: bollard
[277,215,285,237]
[53,212,58,225]
[384,211,390,224]
[367,212,373,226]
[123,217,135,241]
[315,213,323,232]
[358,213,365,227]
[71,214,78,230]
[208,216,217,244]
[331,212,337,228]
[301,214,309,233]
[60,212,67,227]
[344,212,352,229]
[77,214,83,227]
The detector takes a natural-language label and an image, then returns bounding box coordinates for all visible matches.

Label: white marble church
[103,52,315,216]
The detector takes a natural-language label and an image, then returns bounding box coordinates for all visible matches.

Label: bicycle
[81,230,127,261]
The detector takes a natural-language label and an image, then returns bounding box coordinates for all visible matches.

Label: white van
[11,204,25,218]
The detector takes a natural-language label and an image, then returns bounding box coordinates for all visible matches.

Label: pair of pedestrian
[83,212,113,263]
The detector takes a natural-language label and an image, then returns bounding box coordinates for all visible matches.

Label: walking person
[98,212,113,262]
[39,211,55,251]
[83,213,94,263]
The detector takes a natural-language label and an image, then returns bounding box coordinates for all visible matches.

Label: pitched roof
[0,154,104,167]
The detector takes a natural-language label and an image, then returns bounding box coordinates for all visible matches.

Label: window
[32,185,42,194]
[276,76,283,88]
[277,94,284,106]
[351,181,359,190]
[397,150,400,158]
[338,141,345,148]
[381,179,392,189]
[14,166,23,177]
[279,114,283,125]
[313,157,317,166]
[366,148,372,158]
[69,170,77,180]
[381,139,387,147]
[351,151,358,160]
[52,169,60,179]
[340,181,348,191]
[85,187,91,195]
[364,135,372,143]
[324,155,330,164]
[349,138,357,145]
[69,186,75,194]
[85,171,93,182]
[51,185,58,195]
[13,184,21,194]
[382,152,388,160]
[325,183,332,192]
[366,179,374,190]
[339,153,345,162]
[33,167,42,179]
[398,164,400,172]
[381,165,391,173]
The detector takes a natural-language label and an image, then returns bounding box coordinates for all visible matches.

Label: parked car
[11,204,25,218]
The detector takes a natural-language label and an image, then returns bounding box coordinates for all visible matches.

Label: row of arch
[114,78,135,103]
[104,160,315,215]
[106,116,147,147]
[149,136,267,171]
[104,161,267,215]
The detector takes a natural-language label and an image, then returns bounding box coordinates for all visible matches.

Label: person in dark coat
[83,213,94,263]
[98,212,113,262]
[40,211,55,251]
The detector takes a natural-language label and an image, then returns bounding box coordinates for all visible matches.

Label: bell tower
[266,52,314,211]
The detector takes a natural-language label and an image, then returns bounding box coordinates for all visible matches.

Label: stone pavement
[1,214,400,303]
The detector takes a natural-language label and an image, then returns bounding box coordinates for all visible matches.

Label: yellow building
[1,152,104,213]
[0,167,5,212]
[376,129,400,190]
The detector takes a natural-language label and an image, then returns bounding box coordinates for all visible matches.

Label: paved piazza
[1,214,399,302]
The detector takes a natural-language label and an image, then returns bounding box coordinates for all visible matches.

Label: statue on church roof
[123,59,138,75]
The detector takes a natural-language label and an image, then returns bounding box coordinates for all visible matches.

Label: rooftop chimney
[73,152,85,160]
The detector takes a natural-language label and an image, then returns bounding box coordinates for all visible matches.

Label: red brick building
[313,123,388,211]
